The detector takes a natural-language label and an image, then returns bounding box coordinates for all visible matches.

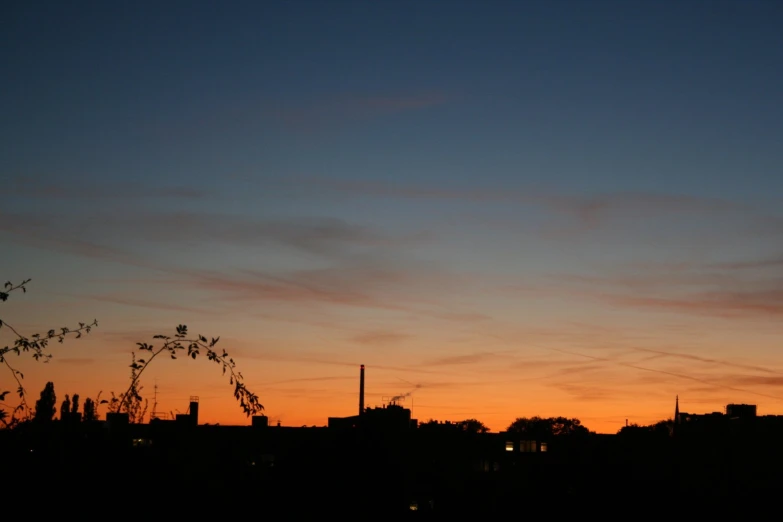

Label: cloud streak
[289,177,769,226]
[483,329,783,402]
[529,258,783,321]
[351,331,412,346]
[78,294,212,316]
[626,346,783,375]
[8,177,209,201]
[0,207,433,281]
[421,351,511,367]
[268,92,450,131]
[55,358,95,366]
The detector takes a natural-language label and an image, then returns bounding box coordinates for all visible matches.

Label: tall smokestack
[359,364,365,416]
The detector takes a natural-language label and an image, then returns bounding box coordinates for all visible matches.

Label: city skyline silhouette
[3,1,783,434]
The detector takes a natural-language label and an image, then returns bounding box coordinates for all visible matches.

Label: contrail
[486,332,783,402]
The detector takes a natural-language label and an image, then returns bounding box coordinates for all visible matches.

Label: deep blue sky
[4,1,782,196]
[2,1,783,431]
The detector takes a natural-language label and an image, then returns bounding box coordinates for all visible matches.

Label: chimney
[189,396,199,426]
[359,364,365,416]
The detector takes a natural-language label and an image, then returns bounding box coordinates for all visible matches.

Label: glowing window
[540,442,548,452]
[505,441,514,452]
[520,440,536,452]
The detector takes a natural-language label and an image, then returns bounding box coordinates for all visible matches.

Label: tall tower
[189,396,199,426]
[673,395,680,437]
[359,364,365,416]
[675,395,680,423]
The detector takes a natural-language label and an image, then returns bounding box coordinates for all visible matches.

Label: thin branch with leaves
[0,279,97,428]
[114,324,263,418]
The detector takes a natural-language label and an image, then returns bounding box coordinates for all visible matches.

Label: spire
[673,395,680,438]
[675,395,679,422]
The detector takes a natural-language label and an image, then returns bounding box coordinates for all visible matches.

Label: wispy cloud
[291,177,763,222]
[627,346,783,375]
[262,375,356,387]
[525,257,783,321]
[421,351,511,367]
[708,256,783,270]
[283,177,783,247]
[55,358,95,365]
[221,345,460,377]
[602,291,783,319]
[351,331,412,346]
[722,375,783,387]
[8,177,209,200]
[174,257,478,315]
[1,208,428,264]
[78,294,212,316]
[488,332,783,402]
[554,383,619,402]
[268,92,450,131]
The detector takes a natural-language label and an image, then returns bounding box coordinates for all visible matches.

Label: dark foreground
[7,421,783,517]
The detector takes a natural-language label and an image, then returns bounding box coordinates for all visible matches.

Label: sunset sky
[2,1,782,433]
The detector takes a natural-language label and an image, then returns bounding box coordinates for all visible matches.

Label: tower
[673,395,680,437]
[359,364,365,416]
[189,396,199,426]
[151,380,158,420]
[675,395,679,423]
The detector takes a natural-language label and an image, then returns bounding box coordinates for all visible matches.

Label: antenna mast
[151,379,158,420]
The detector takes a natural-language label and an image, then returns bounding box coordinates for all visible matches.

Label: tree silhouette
[457,418,489,434]
[83,397,97,422]
[1,279,97,426]
[71,393,79,415]
[506,416,590,437]
[618,419,673,437]
[33,382,56,423]
[418,418,490,434]
[111,324,263,417]
[60,394,71,420]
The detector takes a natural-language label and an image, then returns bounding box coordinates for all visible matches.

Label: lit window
[409,502,418,511]
[540,442,547,452]
[520,440,536,452]
[505,441,514,452]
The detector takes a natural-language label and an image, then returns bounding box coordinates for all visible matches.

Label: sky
[1,0,782,433]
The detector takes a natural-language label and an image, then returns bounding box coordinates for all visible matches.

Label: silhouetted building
[727,403,756,419]
[328,367,417,432]
[188,396,199,425]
